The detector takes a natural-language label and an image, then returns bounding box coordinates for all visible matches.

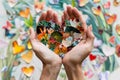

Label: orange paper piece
[12,41,25,55]
[34,2,44,13]
[104,13,117,25]
[21,66,34,77]
[93,0,100,3]
[37,28,47,40]
[54,45,67,54]
[92,6,101,16]
[21,50,33,63]
[116,24,120,35]
[19,8,30,18]
[109,36,115,44]
[79,0,89,7]
[113,0,120,7]
[27,40,32,49]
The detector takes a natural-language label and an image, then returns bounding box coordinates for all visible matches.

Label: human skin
[29,9,62,80]
[62,6,95,80]
[29,6,95,80]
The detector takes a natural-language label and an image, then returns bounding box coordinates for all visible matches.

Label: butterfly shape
[109,36,115,44]
[34,1,45,13]
[19,8,30,18]
[103,1,111,9]
[5,29,16,39]
[116,24,120,35]
[104,13,117,25]
[2,21,13,30]
[12,40,25,55]
[21,66,34,77]
[79,0,89,7]
[93,0,100,3]
[21,50,33,63]
[92,6,101,16]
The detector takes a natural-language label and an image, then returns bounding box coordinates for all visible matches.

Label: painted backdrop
[0,0,120,80]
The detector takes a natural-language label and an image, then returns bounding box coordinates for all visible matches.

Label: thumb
[86,25,95,45]
[29,27,36,41]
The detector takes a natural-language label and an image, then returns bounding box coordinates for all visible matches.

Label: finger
[72,7,87,32]
[46,9,53,21]
[79,39,86,44]
[52,12,60,25]
[39,12,47,21]
[29,27,36,41]
[66,5,74,19]
[63,10,69,20]
[86,25,95,45]
[62,15,64,23]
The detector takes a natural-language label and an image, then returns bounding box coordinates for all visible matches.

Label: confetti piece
[5,29,16,39]
[104,13,117,25]
[2,21,12,30]
[103,1,111,9]
[116,24,120,35]
[109,36,115,44]
[19,8,30,18]
[92,6,101,16]
[34,1,45,13]
[116,44,120,57]
[113,0,120,7]
[79,0,89,7]
[12,41,25,55]
[21,50,33,63]
[93,0,100,3]
[89,53,97,61]
[21,66,34,77]
[27,40,32,49]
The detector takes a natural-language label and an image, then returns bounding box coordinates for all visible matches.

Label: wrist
[63,57,84,80]
[40,60,62,80]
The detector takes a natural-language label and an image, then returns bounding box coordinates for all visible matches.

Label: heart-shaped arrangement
[36,19,84,55]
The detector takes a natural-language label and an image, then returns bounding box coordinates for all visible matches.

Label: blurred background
[0,0,120,80]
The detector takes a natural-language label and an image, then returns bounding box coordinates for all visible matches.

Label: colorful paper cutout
[12,41,25,55]
[79,0,89,7]
[104,13,117,25]
[21,66,34,77]
[21,50,33,63]
[2,21,12,30]
[19,8,30,18]
[92,6,101,16]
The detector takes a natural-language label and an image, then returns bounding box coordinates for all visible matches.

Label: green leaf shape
[51,31,63,43]
[65,26,80,33]
[24,14,33,27]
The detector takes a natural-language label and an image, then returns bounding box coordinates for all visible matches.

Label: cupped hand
[29,9,62,65]
[62,6,95,65]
